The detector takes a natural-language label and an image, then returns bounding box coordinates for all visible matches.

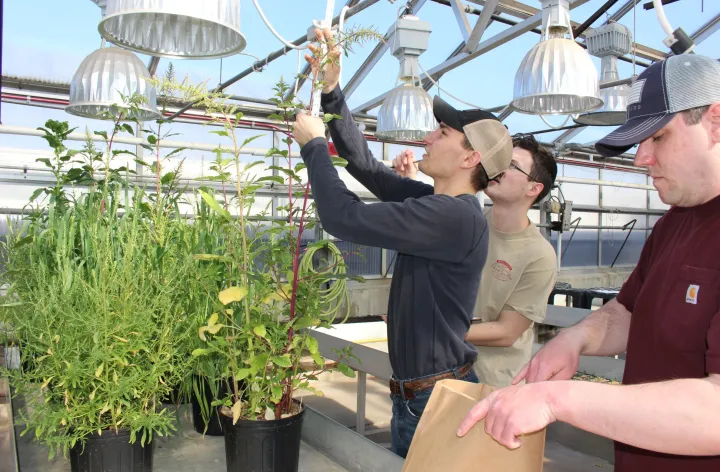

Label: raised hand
[305,28,342,94]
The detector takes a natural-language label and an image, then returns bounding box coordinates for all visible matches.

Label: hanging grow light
[511,0,602,115]
[98,0,246,59]
[66,47,161,121]
[376,15,438,142]
[575,22,632,126]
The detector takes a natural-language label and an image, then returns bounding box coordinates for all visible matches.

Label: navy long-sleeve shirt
[299,85,488,380]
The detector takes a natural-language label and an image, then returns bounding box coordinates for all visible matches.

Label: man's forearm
[566,299,631,357]
[467,322,516,347]
[549,376,720,456]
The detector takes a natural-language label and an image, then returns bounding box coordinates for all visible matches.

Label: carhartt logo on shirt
[492,260,512,281]
[686,285,699,304]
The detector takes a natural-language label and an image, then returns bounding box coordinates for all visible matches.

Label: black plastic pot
[191,376,225,436]
[69,428,153,472]
[221,404,305,472]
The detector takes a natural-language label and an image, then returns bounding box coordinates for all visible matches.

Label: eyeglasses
[509,161,536,181]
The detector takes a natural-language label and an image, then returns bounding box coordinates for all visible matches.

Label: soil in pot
[69,428,153,472]
[221,401,305,472]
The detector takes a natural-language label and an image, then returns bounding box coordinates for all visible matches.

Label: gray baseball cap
[595,54,720,157]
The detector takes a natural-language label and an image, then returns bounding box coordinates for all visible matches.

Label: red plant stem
[288,182,310,329]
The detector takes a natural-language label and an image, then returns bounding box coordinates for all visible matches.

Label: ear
[462,151,482,169]
[707,102,720,144]
[527,182,544,200]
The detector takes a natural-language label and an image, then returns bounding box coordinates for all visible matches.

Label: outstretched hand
[305,28,342,94]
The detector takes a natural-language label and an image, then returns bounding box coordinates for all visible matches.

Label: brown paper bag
[401,379,546,472]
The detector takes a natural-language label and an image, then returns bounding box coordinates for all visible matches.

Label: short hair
[463,135,490,192]
[512,134,557,204]
[681,105,710,126]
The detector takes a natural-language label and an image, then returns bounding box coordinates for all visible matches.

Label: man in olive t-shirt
[466,135,557,387]
[393,134,558,387]
[470,204,556,387]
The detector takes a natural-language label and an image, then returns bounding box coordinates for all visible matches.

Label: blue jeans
[390,366,479,458]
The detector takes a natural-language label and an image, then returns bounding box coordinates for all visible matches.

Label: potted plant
[189,26,382,469]
[0,99,194,471]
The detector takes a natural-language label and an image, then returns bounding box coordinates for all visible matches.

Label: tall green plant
[0,97,196,457]
[190,27,381,423]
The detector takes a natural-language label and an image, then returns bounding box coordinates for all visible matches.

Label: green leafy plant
[0,98,195,458]
[189,24,383,423]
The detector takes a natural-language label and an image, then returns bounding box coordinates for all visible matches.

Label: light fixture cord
[539,114,572,129]
[418,62,485,110]
[252,0,310,50]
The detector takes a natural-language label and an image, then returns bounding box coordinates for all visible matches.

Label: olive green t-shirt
[472,208,557,387]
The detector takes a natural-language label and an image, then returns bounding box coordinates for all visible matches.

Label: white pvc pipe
[557,176,655,191]
[0,124,271,156]
[653,0,674,37]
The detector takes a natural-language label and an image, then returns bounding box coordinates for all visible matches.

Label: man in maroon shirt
[456,54,720,471]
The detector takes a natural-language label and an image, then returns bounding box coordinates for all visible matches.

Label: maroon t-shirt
[614,194,720,471]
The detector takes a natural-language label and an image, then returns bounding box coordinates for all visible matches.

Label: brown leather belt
[389,363,474,400]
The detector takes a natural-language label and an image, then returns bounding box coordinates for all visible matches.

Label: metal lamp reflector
[66,47,161,121]
[575,22,633,126]
[98,0,246,59]
[511,0,602,115]
[376,83,437,141]
[375,15,437,142]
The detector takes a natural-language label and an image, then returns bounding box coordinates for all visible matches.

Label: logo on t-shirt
[492,260,513,281]
[686,285,700,304]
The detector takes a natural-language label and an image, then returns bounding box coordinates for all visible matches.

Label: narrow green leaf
[198,189,231,219]
[236,368,252,380]
[337,363,355,378]
[242,135,263,148]
[29,188,46,202]
[270,355,292,368]
[250,354,268,374]
[256,176,285,185]
[305,336,319,355]
[94,131,108,140]
[165,147,187,158]
[121,124,135,135]
[293,316,317,331]
[331,157,348,168]
[191,349,210,357]
[210,130,230,137]
[160,172,176,185]
[36,158,53,168]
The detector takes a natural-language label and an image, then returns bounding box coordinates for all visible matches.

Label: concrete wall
[343,267,635,319]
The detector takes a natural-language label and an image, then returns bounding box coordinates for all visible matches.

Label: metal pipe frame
[351,0,660,115]
[466,0,667,63]
[689,12,720,47]
[341,0,430,100]
[165,0,381,122]
[450,0,474,42]
[572,0,621,37]
[352,9,545,113]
